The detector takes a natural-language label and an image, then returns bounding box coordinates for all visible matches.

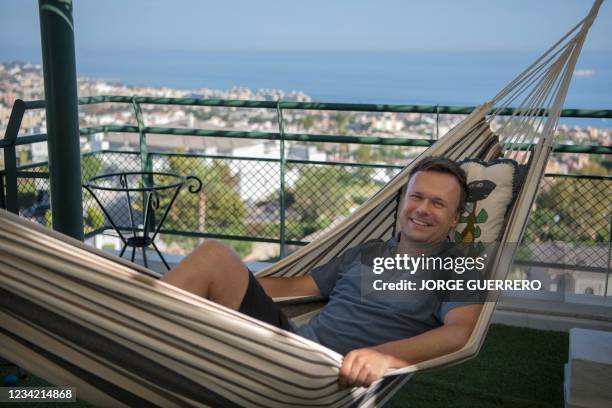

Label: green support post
[132,97,156,233]
[1,99,26,214]
[604,212,612,299]
[435,105,440,139]
[131,97,152,174]
[38,0,84,240]
[276,101,287,258]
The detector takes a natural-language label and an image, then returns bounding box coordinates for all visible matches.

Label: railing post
[131,96,152,174]
[435,104,440,139]
[276,100,287,258]
[2,100,26,213]
[38,0,83,239]
[604,211,612,299]
[131,96,155,233]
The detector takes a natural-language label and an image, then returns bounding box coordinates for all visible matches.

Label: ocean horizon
[2,47,611,126]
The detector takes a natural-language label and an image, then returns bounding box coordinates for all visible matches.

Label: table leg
[151,241,170,270]
[142,246,148,268]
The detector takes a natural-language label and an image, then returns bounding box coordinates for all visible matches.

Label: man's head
[398,157,467,246]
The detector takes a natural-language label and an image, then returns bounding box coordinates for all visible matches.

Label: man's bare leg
[161,240,249,310]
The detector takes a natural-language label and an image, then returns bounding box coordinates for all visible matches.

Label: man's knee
[162,239,248,305]
[188,240,238,265]
[192,240,249,308]
[191,240,247,277]
[193,239,233,258]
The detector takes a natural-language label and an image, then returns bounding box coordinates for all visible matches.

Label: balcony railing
[1,96,611,301]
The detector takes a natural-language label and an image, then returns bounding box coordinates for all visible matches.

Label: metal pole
[38,0,83,240]
[603,211,611,299]
[276,101,287,258]
[1,99,26,214]
[131,98,155,232]
[435,104,440,139]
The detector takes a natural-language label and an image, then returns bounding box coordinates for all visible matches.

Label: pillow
[453,158,519,244]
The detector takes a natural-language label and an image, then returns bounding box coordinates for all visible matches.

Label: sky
[1,0,611,52]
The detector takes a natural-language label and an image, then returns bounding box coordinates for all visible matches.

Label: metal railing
[1,96,611,278]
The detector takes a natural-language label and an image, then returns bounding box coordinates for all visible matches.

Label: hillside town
[1,61,610,299]
[1,61,609,176]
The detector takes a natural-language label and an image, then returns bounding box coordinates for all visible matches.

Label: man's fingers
[339,350,385,388]
[346,364,363,387]
[339,353,355,387]
[341,355,368,388]
[339,348,389,388]
[364,371,379,387]
[353,363,372,388]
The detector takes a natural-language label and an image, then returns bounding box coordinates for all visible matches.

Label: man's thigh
[163,240,250,310]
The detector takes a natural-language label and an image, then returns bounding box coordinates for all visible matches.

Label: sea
[2,47,611,127]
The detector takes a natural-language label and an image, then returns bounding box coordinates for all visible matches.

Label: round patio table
[83,171,201,270]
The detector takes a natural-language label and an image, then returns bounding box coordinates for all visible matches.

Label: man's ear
[451,211,460,230]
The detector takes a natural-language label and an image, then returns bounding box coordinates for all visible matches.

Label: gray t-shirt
[292,236,471,355]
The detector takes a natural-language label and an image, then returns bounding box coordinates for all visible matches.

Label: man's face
[399,170,462,246]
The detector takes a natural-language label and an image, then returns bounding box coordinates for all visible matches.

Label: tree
[353,145,382,185]
[44,209,52,228]
[292,167,352,237]
[301,115,315,132]
[18,149,30,165]
[578,161,609,177]
[81,154,103,181]
[526,163,610,244]
[158,156,250,252]
[332,112,351,136]
[85,207,105,231]
[18,191,37,209]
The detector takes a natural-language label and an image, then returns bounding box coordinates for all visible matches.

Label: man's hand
[337,304,482,388]
[338,348,391,388]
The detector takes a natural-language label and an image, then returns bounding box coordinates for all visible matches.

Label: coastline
[1,47,610,109]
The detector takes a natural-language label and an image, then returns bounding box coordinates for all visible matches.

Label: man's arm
[339,303,482,388]
[257,275,321,298]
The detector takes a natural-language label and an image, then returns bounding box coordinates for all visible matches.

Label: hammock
[0,1,603,406]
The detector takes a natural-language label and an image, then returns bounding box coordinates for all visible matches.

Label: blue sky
[1,0,611,52]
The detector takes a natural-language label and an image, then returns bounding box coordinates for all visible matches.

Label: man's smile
[409,217,433,227]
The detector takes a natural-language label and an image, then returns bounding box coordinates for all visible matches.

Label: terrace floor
[1,324,567,407]
[388,324,568,408]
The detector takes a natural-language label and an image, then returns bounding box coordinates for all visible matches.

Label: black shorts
[238,271,292,331]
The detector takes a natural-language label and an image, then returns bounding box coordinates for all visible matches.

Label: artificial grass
[1,324,568,407]
[387,324,569,408]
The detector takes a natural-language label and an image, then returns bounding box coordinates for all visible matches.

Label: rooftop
[0,2,610,405]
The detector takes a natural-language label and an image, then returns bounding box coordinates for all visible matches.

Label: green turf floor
[387,324,569,407]
[2,324,568,407]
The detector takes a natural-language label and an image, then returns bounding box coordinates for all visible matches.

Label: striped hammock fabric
[0,1,602,406]
[0,209,409,407]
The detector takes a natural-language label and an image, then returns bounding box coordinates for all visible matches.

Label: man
[162,156,482,388]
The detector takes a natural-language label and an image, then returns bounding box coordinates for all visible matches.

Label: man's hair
[408,156,467,213]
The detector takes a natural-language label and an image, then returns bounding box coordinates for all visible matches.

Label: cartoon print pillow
[453,159,519,244]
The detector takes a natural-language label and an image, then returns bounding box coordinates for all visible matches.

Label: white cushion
[453,159,519,243]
